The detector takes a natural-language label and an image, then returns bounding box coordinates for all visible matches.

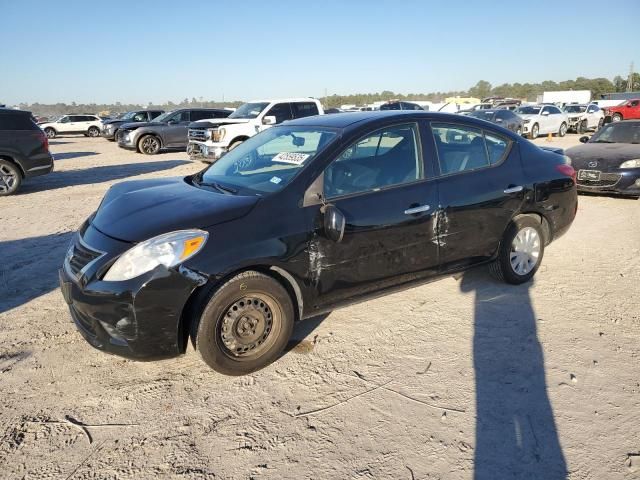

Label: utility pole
[628,62,634,92]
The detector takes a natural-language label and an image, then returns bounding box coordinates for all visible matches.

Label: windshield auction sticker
[272,152,310,165]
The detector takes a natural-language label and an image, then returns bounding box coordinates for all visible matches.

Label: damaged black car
[59,111,578,375]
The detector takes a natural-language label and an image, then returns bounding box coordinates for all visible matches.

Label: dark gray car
[0,109,53,195]
[468,109,524,135]
[117,108,232,155]
[101,110,164,141]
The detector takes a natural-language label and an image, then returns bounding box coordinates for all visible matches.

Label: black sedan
[566,120,640,198]
[59,111,577,375]
[468,109,524,135]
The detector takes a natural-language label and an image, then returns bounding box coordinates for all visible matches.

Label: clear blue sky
[1,0,638,104]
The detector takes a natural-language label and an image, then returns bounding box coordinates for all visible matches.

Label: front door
[310,122,439,309]
[430,122,525,272]
[164,110,191,147]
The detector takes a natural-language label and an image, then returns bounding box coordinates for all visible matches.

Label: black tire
[87,126,100,137]
[194,271,294,375]
[577,120,586,134]
[530,123,539,139]
[516,126,522,136]
[0,159,23,196]
[489,217,545,285]
[138,134,161,155]
[558,122,567,137]
[597,118,604,130]
[44,127,56,139]
[612,113,623,122]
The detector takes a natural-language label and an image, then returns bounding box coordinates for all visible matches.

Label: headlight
[103,229,208,281]
[523,119,531,124]
[212,128,226,143]
[620,159,640,169]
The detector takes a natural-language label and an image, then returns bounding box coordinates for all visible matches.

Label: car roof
[248,98,319,103]
[284,111,502,130]
[0,108,31,115]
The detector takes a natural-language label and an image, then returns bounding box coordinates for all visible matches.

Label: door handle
[404,205,430,215]
[503,186,523,194]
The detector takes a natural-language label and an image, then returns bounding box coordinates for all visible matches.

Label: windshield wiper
[195,179,237,194]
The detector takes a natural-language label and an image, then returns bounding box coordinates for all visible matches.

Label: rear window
[0,114,37,130]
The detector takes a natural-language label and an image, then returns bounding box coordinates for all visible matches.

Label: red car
[605,99,640,122]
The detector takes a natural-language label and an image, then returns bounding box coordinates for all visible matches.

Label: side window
[59,116,71,123]
[431,124,509,174]
[150,111,163,119]
[631,100,639,107]
[552,107,562,114]
[265,103,293,123]
[541,107,550,115]
[0,114,36,130]
[132,112,147,121]
[175,111,191,122]
[190,111,211,121]
[291,102,319,118]
[324,123,422,199]
[70,116,85,122]
[214,110,229,118]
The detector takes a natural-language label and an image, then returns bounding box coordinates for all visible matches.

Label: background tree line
[7,73,639,116]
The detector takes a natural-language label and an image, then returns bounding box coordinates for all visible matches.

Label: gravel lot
[0,133,638,479]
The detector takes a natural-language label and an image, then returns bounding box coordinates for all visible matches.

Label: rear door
[311,121,440,308]
[431,122,525,272]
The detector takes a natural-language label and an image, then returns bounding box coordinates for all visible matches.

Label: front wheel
[516,126,522,136]
[138,135,161,155]
[612,113,623,122]
[577,120,586,134]
[0,159,23,196]
[44,128,56,139]
[194,271,295,375]
[530,123,539,139]
[558,122,567,137]
[597,118,604,130]
[490,217,545,285]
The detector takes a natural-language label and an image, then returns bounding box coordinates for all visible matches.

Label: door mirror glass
[579,136,590,143]
[262,115,276,125]
[323,204,345,242]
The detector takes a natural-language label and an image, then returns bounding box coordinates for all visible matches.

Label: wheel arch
[0,154,25,178]
[136,131,163,152]
[179,264,303,353]
[512,212,551,245]
[229,135,250,146]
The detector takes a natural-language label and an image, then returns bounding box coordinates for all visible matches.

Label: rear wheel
[0,160,22,196]
[87,126,100,137]
[558,122,567,137]
[138,135,161,155]
[194,271,295,375]
[44,127,56,139]
[490,217,545,285]
[530,123,539,139]
[612,113,623,122]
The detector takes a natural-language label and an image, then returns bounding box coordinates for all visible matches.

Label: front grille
[66,238,102,277]
[188,128,208,142]
[577,171,622,188]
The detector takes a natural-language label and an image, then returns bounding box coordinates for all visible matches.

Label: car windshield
[589,122,640,144]
[196,126,338,195]
[150,111,174,123]
[228,102,269,119]
[516,106,541,115]
[469,111,496,120]
[564,105,586,113]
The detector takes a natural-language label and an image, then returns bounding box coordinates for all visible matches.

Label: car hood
[92,177,259,242]
[518,114,541,120]
[103,119,129,126]
[190,118,252,128]
[565,143,640,169]
[120,121,165,130]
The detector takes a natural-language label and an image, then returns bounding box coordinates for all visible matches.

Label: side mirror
[168,120,178,125]
[579,136,590,143]
[542,111,550,116]
[495,118,503,122]
[262,116,276,125]
[322,204,345,243]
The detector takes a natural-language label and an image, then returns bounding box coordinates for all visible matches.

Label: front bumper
[59,228,206,360]
[576,168,640,196]
[116,131,137,150]
[187,141,227,162]
[101,128,116,140]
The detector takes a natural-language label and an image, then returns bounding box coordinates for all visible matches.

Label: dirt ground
[0,133,638,479]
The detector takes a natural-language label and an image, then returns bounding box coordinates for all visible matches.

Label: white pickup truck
[187,98,324,162]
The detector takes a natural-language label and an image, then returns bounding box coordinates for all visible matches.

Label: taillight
[556,164,576,184]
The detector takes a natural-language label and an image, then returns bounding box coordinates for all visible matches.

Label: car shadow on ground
[459,268,567,479]
[54,151,100,161]
[284,313,332,354]
[0,232,73,315]
[19,160,189,194]
[578,191,639,201]
[48,141,73,145]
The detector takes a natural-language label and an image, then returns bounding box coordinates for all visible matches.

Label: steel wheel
[531,124,539,139]
[219,294,281,360]
[44,128,56,139]
[0,160,22,196]
[559,122,567,137]
[612,114,622,122]
[510,226,540,275]
[139,135,160,155]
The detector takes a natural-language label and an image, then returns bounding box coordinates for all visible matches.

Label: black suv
[101,110,164,141]
[117,108,232,155]
[0,109,53,196]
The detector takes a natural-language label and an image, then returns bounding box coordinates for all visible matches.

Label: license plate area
[578,169,600,181]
